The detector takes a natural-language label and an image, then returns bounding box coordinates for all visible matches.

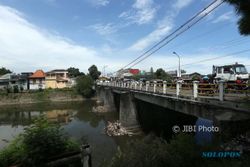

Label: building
[45,69,70,89]
[0,73,12,90]
[29,70,46,90]
[0,73,32,91]
[19,72,33,90]
[116,68,140,78]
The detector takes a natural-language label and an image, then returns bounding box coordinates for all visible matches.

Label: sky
[0,0,249,75]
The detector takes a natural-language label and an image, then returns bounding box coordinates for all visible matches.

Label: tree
[225,0,250,35]
[75,75,94,98]
[0,67,11,75]
[155,68,173,82]
[149,67,155,79]
[67,67,85,78]
[88,65,101,80]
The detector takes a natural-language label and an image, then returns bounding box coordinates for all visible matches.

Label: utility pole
[173,52,181,79]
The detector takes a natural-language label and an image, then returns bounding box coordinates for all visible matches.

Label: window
[235,66,248,74]
[223,67,230,73]
[218,67,222,74]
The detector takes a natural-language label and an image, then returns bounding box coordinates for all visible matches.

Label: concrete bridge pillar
[146,81,149,91]
[163,81,167,94]
[193,81,199,99]
[119,93,139,127]
[103,87,116,112]
[153,81,157,93]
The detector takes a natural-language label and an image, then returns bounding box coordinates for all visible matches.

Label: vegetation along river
[0,100,136,167]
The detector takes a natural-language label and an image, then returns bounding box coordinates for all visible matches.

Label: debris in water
[104,121,133,136]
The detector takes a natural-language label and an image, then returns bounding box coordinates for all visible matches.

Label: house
[0,73,32,91]
[0,73,12,90]
[45,69,70,89]
[29,70,46,90]
[181,72,202,82]
[19,72,33,90]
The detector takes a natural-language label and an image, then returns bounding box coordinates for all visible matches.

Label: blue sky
[0,0,249,75]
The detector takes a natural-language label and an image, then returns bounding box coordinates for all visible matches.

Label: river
[0,100,133,167]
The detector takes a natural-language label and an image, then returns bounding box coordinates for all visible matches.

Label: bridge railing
[97,80,249,102]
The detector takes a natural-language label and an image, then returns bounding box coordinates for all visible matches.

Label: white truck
[212,63,249,83]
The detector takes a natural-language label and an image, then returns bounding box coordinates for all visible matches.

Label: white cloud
[173,0,194,11]
[212,11,234,23]
[119,0,157,25]
[0,5,111,72]
[89,0,110,7]
[129,17,173,51]
[129,0,194,51]
[89,23,118,35]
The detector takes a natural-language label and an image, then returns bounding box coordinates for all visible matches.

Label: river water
[0,100,132,167]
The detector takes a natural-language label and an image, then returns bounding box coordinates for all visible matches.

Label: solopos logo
[202,151,241,158]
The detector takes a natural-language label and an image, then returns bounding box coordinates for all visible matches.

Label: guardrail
[97,81,249,101]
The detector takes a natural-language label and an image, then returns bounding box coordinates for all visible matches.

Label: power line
[165,49,250,70]
[117,0,223,71]
[127,1,224,68]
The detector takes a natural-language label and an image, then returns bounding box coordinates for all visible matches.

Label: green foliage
[0,117,79,167]
[13,85,19,93]
[0,67,11,75]
[75,75,94,98]
[224,0,250,35]
[104,133,249,167]
[88,65,101,80]
[67,67,85,78]
[155,68,173,82]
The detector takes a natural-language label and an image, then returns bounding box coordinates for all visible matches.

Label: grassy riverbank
[0,88,94,106]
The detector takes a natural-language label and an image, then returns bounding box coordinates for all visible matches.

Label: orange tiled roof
[29,70,45,78]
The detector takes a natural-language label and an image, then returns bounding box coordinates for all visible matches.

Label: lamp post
[102,65,108,77]
[173,52,181,78]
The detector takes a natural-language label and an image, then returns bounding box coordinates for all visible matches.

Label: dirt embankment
[0,90,88,106]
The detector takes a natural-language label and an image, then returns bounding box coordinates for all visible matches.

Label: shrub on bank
[103,133,250,167]
[75,75,95,98]
[0,117,79,167]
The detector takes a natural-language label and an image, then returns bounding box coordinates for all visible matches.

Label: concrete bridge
[96,81,250,137]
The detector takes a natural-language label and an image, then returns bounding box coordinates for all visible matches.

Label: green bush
[13,85,19,93]
[0,117,79,167]
[103,133,249,167]
[75,75,94,98]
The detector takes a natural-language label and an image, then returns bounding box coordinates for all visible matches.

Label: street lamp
[103,65,108,77]
[173,52,181,78]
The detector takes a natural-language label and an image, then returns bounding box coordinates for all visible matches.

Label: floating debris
[92,106,108,113]
[104,121,133,136]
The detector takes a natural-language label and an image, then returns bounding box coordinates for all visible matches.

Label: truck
[212,63,249,83]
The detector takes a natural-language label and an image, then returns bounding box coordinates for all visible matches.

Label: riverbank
[0,89,96,106]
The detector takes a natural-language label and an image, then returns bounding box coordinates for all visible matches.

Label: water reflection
[0,101,122,167]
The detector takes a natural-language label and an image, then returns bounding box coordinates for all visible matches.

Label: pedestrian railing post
[193,81,199,99]
[139,82,142,90]
[146,81,149,92]
[153,81,157,93]
[219,81,224,101]
[135,82,137,90]
[176,81,181,97]
[163,81,167,94]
